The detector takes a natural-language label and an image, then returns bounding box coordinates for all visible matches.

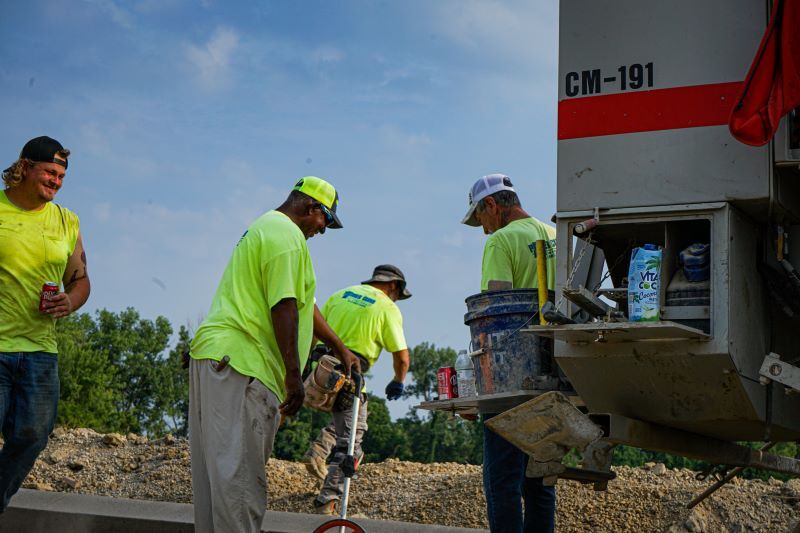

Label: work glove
[385,380,404,401]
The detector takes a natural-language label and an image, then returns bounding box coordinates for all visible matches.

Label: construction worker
[304,264,411,515]
[461,174,557,533]
[0,136,91,513]
[188,176,360,533]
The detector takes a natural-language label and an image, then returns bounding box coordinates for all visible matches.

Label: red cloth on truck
[729,0,800,146]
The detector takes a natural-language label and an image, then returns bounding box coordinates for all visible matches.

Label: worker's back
[321,283,405,368]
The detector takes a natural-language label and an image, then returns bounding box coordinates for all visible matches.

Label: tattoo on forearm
[65,268,87,291]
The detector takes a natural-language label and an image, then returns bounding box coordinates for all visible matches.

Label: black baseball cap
[18,136,69,169]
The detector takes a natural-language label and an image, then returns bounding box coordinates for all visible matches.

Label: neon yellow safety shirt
[481,216,557,291]
[0,191,79,353]
[191,210,316,402]
[321,284,407,367]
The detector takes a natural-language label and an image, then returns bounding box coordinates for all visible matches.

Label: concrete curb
[1,489,488,532]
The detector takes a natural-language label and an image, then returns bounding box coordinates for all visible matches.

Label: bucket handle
[469,309,541,354]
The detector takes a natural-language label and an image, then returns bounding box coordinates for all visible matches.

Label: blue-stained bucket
[464,289,552,395]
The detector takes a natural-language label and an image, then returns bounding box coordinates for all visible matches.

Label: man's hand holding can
[39,282,73,318]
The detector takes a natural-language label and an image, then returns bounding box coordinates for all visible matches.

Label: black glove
[385,380,404,400]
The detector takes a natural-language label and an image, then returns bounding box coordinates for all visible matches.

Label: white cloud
[185,27,240,89]
[133,0,184,13]
[299,45,345,83]
[312,45,344,65]
[85,0,134,29]
[76,121,158,180]
[432,0,556,70]
[353,61,442,106]
[467,69,556,115]
[378,125,432,150]
[83,173,280,331]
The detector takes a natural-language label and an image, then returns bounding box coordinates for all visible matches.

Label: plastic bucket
[463,289,552,396]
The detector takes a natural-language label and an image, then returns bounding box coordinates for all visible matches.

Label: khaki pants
[189,358,281,533]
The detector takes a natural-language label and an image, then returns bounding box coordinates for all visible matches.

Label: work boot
[313,499,337,516]
[302,454,328,481]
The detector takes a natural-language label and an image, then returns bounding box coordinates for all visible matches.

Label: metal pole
[593,413,800,476]
[536,240,549,325]
[687,442,776,509]
[338,372,363,530]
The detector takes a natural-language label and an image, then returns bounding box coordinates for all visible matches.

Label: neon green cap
[293,176,342,229]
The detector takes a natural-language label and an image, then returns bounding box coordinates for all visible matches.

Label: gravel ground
[17,428,800,532]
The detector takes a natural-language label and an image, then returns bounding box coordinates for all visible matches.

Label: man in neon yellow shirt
[189,176,359,533]
[0,136,91,513]
[462,174,556,533]
[304,264,411,515]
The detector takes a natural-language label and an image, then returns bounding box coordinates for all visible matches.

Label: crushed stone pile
[16,428,800,531]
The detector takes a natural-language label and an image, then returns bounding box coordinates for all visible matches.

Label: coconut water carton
[628,244,662,321]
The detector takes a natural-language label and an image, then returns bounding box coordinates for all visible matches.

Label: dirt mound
[19,428,800,531]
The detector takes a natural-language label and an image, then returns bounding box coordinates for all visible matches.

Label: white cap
[461,173,516,226]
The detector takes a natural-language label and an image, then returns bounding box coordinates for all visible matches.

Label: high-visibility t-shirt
[0,190,79,353]
[320,284,407,367]
[191,210,316,402]
[481,217,557,291]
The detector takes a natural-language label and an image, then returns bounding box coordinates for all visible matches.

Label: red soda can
[39,282,59,312]
[437,366,459,400]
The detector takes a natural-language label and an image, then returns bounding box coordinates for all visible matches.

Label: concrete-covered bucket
[464,289,554,396]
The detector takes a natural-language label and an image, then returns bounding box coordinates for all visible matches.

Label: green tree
[55,308,178,436]
[89,308,174,435]
[273,406,333,461]
[56,313,120,431]
[397,410,482,464]
[405,342,457,401]
[361,394,412,462]
[53,315,800,477]
[274,394,413,463]
[399,342,483,464]
[156,325,192,437]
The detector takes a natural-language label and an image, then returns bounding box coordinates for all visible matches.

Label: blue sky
[0,0,559,418]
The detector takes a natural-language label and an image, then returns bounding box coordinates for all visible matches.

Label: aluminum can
[39,282,59,312]
[437,366,459,400]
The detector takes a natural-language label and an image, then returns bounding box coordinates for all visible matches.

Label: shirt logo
[528,239,557,259]
[342,290,376,307]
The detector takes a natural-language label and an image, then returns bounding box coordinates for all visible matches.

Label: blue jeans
[483,414,556,533]
[0,352,59,512]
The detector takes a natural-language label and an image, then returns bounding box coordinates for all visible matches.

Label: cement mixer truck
[420,0,800,497]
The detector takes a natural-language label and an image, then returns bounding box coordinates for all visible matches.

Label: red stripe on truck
[558,81,743,140]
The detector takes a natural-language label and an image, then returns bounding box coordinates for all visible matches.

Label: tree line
[54,309,796,478]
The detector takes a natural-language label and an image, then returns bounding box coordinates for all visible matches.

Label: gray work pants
[305,421,337,461]
[189,358,281,533]
[315,398,369,504]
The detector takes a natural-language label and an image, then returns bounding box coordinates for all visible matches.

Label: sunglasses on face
[315,203,334,227]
